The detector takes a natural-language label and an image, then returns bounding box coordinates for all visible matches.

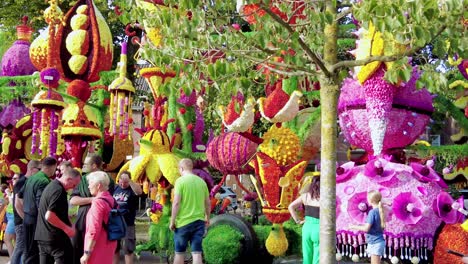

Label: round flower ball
[411,256,420,264]
[391,256,400,264]
[40,67,60,88]
[336,253,343,261]
[351,254,360,262]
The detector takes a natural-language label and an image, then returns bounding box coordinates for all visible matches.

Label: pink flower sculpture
[392,192,424,225]
[347,192,370,222]
[338,68,433,156]
[363,158,398,186]
[336,161,358,183]
[410,160,447,189]
[432,192,465,224]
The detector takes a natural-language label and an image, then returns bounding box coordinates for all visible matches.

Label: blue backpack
[99,198,127,241]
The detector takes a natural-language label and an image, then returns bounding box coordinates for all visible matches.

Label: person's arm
[15,196,24,219]
[350,210,373,232]
[288,196,305,224]
[70,196,94,206]
[205,195,210,226]
[45,211,75,237]
[349,223,371,232]
[80,239,96,264]
[81,198,105,263]
[170,194,181,231]
[129,180,143,196]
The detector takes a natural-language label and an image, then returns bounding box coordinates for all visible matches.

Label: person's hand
[169,220,176,231]
[80,254,89,264]
[65,225,76,237]
[297,220,305,225]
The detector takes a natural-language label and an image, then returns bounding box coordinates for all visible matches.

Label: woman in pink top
[80,171,117,264]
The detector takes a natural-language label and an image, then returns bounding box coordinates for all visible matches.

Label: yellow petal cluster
[258,126,300,166]
[266,224,288,256]
[66,5,90,74]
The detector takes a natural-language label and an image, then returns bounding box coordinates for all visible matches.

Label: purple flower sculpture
[0,98,31,129]
[193,168,214,191]
[363,158,398,186]
[347,192,370,223]
[432,192,464,224]
[392,192,424,225]
[336,161,358,183]
[177,89,197,106]
[410,159,447,188]
[151,202,163,213]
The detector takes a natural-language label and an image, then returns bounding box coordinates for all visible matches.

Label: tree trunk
[320,1,339,263]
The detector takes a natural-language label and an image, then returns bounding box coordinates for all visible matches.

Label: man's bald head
[178,158,193,174]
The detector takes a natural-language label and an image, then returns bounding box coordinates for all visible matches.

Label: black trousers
[71,229,85,264]
[23,223,39,264]
[38,240,73,264]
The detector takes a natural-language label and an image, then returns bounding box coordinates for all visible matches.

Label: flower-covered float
[335,23,466,263]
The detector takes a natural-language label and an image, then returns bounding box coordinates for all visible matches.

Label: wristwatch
[84,250,92,255]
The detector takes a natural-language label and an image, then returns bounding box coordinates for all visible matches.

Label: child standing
[350,190,385,264]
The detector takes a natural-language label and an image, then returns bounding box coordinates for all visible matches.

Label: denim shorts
[367,240,385,256]
[174,220,205,253]
[5,213,15,235]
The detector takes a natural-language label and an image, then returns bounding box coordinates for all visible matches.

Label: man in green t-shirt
[170,158,210,264]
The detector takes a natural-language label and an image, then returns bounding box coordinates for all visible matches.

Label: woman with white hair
[80,171,117,264]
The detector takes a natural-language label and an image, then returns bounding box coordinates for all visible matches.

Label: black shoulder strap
[98,197,116,209]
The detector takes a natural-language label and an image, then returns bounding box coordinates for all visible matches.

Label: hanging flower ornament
[109,42,135,140]
[250,124,307,256]
[258,86,302,123]
[336,161,358,183]
[410,159,448,188]
[218,95,256,133]
[363,158,400,186]
[392,192,425,225]
[432,192,465,224]
[347,191,371,223]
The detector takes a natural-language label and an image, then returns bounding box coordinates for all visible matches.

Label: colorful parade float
[0,0,467,263]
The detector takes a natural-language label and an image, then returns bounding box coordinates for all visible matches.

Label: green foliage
[136,204,174,256]
[409,144,468,171]
[203,225,243,264]
[282,219,303,256]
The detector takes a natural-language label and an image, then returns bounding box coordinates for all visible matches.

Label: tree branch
[240,53,317,76]
[330,25,447,72]
[259,3,331,77]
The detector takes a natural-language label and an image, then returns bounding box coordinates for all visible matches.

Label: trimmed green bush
[203,225,244,264]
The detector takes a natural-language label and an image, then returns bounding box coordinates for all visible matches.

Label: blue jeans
[174,220,205,253]
[11,224,24,264]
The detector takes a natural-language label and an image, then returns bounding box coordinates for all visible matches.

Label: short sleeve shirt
[174,174,209,228]
[21,171,51,224]
[35,179,71,242]
[13,175,26,226]
[365,208,384,244]
[113,186,138,226]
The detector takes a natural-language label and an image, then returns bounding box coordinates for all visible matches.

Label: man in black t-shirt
[113,171,142,264]
[35,168,81,264]
[18,157,57,264]
[12,160,41,264]
[70,154,114,264]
